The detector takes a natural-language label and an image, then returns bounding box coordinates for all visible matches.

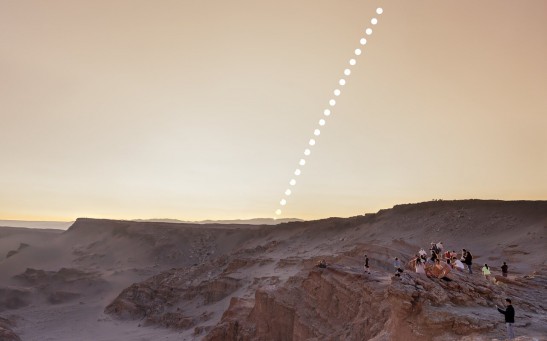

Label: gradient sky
[1,1,546,221]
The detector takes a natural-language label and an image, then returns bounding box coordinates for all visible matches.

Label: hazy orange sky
[1,1,546,221]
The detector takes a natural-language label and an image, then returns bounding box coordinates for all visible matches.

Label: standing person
[415,257,426,275]
[393,257,403,276]
[464,249,473,274]
[497,298,515,339]
[430,250,438,262]
[460,249,467,262]
[501,262,509,277]
[436,241,444,255]
[482,264,491,280]
[364,255,370,274]
[431,242,439,254]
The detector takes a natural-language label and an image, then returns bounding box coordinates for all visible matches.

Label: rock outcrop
[0,316,21,341]
[0,288,31,311]
[10,267,108,305]
[99,200,547,340]
[105,261,243,330]
[5,243,29,259]
[207,264,547,340]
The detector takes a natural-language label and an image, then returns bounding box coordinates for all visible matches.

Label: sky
[1,1,546,221]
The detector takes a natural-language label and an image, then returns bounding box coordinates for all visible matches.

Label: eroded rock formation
[0,316,21,341]
[98,200,547,340]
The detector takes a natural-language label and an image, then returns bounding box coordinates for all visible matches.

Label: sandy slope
[0,200,545,340]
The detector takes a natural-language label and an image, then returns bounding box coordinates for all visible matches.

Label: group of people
[413,242,515,339]
[412,242,470,277]
[315,246,517,340]
[412,243,516,339]
[413,242,509,280]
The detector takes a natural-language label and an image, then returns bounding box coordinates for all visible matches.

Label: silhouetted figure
[364,255,370,274]
[463,249,473,274]
[497,298,515,339]
[501,262,508,277]
[430,250,438,262]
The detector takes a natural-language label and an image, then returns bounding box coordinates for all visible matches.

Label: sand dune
[0,200,545,340]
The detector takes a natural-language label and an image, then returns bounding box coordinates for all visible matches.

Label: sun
[275,8,384,218]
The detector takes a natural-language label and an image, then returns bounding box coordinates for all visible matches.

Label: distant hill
[133,218,304,225]
[0,217,303,230]
[0,220,73,230]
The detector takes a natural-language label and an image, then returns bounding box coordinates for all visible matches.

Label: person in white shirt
[415,258,426,275]
[452,257,465,271]
[436,241,444,254]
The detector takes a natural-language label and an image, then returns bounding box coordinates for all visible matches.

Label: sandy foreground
[0,200,546,340]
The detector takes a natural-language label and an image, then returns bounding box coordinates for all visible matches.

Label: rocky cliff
[104,200,547,340]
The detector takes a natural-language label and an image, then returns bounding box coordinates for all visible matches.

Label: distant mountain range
[0,217,303,230]
[133,218,304,225]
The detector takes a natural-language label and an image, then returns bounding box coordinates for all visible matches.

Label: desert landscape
[0,200,545,341]
[2,1,546,340]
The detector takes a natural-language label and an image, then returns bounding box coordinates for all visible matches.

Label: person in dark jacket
[501,262,509,277]
[430,250,438,262]
[497,298,515,339]
[364,255,370,274]
[463,249,473,274]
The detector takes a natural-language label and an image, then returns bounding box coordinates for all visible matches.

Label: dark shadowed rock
[5,243,29,259]
[47,291,81,305]
[0,317,21,341]
[8,268,107,308]
[0,288,31,311]
[105,264,242,331]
